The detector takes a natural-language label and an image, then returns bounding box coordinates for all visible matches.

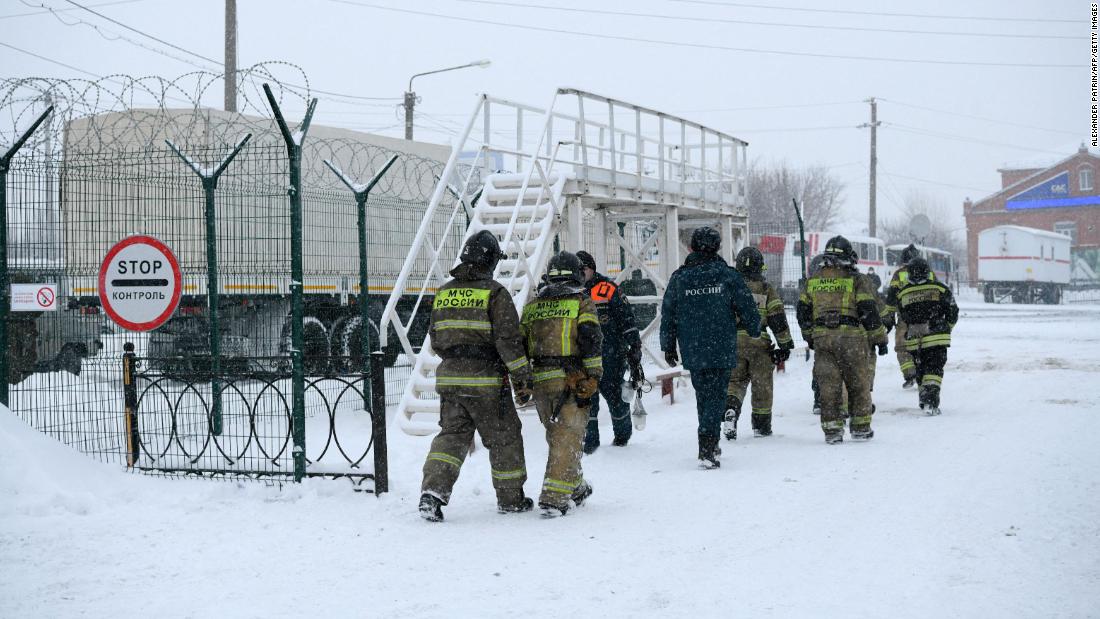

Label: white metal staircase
[381,89,750,435]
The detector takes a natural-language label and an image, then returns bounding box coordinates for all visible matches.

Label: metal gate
[1,68,462,490]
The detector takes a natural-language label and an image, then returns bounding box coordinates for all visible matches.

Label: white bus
[885,244,955,288]
[758,232,886,303]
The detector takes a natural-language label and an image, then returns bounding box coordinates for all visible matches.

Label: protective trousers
[533,375,588,509]
[895,319,916,380]
[727,339,775,417]
[912,346,947,408]
[584,355,631,449]
[692,367,734,442]
[839,345,877,414]
[421,388,527,505]
[813,333,874,437]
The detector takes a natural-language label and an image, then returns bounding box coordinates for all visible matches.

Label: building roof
[973,149,1100,207]
[979,225,1071,241]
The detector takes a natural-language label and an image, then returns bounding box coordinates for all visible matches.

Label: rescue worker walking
[797,236,888,444]
[884,244,921,388]
[575,250,643,454]
[724,247,794,440]
[520,252,603,517]
[418,231,535,522]
[886,257,958,415]
[660,227,760,468]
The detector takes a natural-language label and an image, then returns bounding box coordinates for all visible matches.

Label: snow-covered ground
[2,301,1099,618]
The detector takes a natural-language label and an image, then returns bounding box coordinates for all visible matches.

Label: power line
[675,100,861,113]
[439,0,1083,40]
[54,0,401,102]
[731,125,857,133]
[887,122,1070,156]
[0,0,141,19]
[326,0,1080,69]
[62,0,220,64]
[881,170,996,194]
[879,98,1079,136]
[665,0,1079,24]
[0,40,106,79]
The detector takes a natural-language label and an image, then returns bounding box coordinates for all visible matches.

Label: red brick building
[964,146,1100,282]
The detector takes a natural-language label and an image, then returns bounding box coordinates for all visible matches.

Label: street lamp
[404,59,491,140]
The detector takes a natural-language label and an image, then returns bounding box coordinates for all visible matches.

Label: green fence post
[166,135,252,436]
[323,155,398,494]
[0,105,52,407]
[264,84,316,483]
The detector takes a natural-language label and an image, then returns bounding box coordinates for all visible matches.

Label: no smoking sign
[98,235,182,331]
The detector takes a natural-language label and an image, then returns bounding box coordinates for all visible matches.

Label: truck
[7,108,458,381]
[978,225,1071,304]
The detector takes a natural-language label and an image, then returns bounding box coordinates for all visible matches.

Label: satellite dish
[908,214,932,242]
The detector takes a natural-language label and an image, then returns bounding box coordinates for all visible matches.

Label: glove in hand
[771,348,791,364]
[876,343,888,356]
[804,336,814,351]
[664,349,679,367]
[513,379,533,407]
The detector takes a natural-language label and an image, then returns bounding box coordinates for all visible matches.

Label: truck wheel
[983,287,993,303]
[302,316,331,376]
[330,315,399,372]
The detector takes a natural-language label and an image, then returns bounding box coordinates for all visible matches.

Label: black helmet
[908,257,931,283]
[900,244,920,265]
[575,250,597,272]
[545,251,585,285]
[824,235,857,266]
[735,247,765,278]
[690,227,721,254]
[460,230,506,269]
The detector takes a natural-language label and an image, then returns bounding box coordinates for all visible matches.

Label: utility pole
[860,97,880,236]
[224,0,237,113]
[404,91,416,140]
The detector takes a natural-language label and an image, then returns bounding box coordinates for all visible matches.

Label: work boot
[902,375,917,390]
[539,502,570,518]
[751,413,772,437]
[497,489,534,514]
[572,482,594,507]
[722,397,742,441]
[850,427,874,441]
[612,436,629,447]
[698,435,721,469]
[498,497,534,514]
[824,432,844,445]
[418,493,444,522]
[583,442,599,455]
[922,385,942,416]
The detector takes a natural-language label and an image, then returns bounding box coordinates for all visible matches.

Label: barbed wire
[0,63,459,201]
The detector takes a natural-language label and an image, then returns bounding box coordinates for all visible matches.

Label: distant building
[964,145,1100,284]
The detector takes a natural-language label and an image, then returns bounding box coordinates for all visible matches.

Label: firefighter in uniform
[660,227,760,468]
[724,247,794,440]
[520,252,603,517]
[575,250,643,454]
[797,236,888,444]
[884,244,921,388]
[418,231,535,522]
[887,257,958,415]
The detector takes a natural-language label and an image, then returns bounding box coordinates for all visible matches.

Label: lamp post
[404,59,491,140]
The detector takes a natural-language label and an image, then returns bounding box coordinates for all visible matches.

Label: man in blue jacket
[660,227,761,468]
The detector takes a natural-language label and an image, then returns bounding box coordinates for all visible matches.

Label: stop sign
[98,235,182,331]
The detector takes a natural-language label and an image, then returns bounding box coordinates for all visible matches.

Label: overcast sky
[0,0,1086,237]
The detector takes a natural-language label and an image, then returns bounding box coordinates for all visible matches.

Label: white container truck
[978,225,1071,304]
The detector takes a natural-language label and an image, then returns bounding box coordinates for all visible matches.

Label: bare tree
[746,160,845,235]
[879,189,965,259]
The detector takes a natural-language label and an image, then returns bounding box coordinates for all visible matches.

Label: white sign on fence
[10,283,58,312]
